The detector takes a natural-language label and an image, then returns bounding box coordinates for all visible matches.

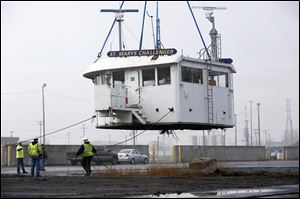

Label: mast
[192,6,227,61]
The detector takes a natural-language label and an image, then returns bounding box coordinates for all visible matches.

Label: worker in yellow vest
[76,137,96,176]
[27,138,42,177]
[16,142,28,175]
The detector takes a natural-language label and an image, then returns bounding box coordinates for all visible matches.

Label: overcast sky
[1,1,299,146]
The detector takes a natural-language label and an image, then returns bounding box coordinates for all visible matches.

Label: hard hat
[33,137,39,141]
[83,137,88,141]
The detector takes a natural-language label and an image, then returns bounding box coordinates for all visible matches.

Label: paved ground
[1,161,298,176]
[1,174,298,198]
[1,161,299,198]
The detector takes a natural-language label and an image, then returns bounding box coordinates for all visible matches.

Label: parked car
[117,149,148,164]
[66,149,118,165]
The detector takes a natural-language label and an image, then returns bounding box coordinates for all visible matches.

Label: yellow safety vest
[16,145,24,159]
[28,143,42,158]
[82,143,94,157]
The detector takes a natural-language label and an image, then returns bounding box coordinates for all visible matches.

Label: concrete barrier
[3,144,292,166]
[1,145,149,166]
[284,146,299,160]
[173,146,265,162]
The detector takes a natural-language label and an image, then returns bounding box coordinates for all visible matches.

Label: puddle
[213,188,278,196]
[131,188,282,198]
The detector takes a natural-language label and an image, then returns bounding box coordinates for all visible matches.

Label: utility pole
[132,130,136,145]
[264,130,268,147]
[10,131,14,137]
[254,129,258,146]
[285,99,293,146]
[223,130,226,146]
[67,132,70,145]
[202,130,205,145]
[244,106,249,146]
[157,135,160,161]
[163,134,166,161]
[42,83,46,145]
[257,103,261,146]
[249,101,253,146]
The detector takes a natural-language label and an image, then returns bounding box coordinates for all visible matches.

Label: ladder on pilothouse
[207,65,214,124]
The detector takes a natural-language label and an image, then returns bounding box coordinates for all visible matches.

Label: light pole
[264,130,268,147]
[81,124,86,137]
[257,103,261,146]
[38,121,42,143]
[42,83,46,145]
[67,132,70,145]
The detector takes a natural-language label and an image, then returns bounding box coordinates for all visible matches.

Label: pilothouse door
[125,70,140,105]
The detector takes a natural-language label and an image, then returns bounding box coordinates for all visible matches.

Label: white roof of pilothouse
[83,55,236,78]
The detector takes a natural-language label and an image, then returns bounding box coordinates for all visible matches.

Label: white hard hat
[83,137,88,141]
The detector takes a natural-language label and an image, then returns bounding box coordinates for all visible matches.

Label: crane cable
[91,108,173,173]
[2,115,96,147]
[99,108,173,152]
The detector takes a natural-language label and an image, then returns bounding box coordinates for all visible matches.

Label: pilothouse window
[181,66,203,84]
[208,71,228,87]
[142,68,155,87]
[93,73,105,85]
[113,71,125,86]
[158,66,171,85]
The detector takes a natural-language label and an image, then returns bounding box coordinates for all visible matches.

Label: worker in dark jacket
[40,144,47,171]
[76,137,96,176]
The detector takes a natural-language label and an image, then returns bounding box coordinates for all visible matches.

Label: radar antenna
[101,8,139,51]
[192,6,227,61]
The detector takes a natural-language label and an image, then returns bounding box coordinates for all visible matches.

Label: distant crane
[192,6,227,61]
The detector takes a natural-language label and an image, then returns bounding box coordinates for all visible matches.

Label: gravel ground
[1,174,299,198]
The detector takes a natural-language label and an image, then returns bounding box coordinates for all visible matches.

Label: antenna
[147,11,156,49]
[192,6,227,11]
[101,8,139,51]
[192,6,227,61]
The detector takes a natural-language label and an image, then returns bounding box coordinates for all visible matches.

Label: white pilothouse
[83,3,236,133]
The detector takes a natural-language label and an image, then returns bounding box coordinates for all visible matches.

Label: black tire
[130,158,135,164]
[111,157,118,165]
[143,158,148,164]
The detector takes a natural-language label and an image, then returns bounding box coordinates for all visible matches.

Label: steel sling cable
[99,108,173,152]
[91,108,173,174]
[4,115,96,146]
